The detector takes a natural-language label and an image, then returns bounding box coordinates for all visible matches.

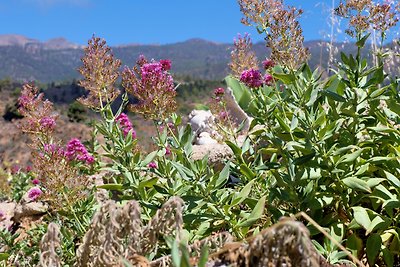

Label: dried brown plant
[18,83,58,147]
[78,36,121,110]
[39,222,61,267]
[31,145,92,212]
[238,0,309,69]
[206,218,353,267]
[229,33,259,78]
[75,197,184,267]
[335,0,399,39]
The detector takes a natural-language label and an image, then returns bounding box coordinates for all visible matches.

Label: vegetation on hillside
[0,0,400,266]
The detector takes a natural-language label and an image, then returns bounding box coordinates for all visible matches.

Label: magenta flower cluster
[214,87,225,97]
[148,161,157,169]
[159,59,172,71]
[115,113,137,138]
[65,138,95,164]
[28,187,42,201]
[262,59,275,69]
[140,62,175,92]
[264,74,273,86]
[240,69,264,88]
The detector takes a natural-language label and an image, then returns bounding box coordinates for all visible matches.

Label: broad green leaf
[342,177,371,193]
[272,72,295,84]
[237,196,266,227]
[366,216,389,235]
[366,234,381,266]
[197,245,209,267]
[356,33,371,48]
[0,253,9,261]
[97,184,123,191]
[384,171,400,187]
[232,180,254,205]
[141,150,158,167]
[274,114,291,132]
[139,177,158,188]
[323,90,346,102]
[216,163,230,188]
[293,152,316,165]
[240,164,255,180]
[337,148,364,164]
[352,206,371,230]
[383,248,394,267]
[347,234,363,257]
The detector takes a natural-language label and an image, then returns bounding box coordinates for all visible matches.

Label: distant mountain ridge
[0,34,82,50]
[0,34,360,82]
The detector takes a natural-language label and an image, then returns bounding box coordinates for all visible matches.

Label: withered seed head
[78,36,121,110]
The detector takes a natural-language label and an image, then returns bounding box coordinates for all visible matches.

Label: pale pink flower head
[28,187,42,201]
[39,116,56,130]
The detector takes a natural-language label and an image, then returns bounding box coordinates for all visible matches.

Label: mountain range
[0,34,361,82]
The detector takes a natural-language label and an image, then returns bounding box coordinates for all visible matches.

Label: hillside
[0,34,367,83]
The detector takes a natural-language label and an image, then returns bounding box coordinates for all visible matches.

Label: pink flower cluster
[28,187,42,201]
[240,69,275,88]
[262,59,275,69]
[39,117,56,130]
[65,138,95,164]
[240,69,264,88]
[159,59,172,71]
[140,62,175,92]
[214,87,225,97]
[115,113,137,138]
[121,56,177,120]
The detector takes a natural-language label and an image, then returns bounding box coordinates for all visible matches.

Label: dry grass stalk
[75,197,183,267]
[39,222,61,267]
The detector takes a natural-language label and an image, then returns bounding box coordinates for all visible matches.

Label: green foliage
[67,101,87,122]
[227,33,400,265]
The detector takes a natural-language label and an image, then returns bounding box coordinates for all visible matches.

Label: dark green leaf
[366,234,381,266]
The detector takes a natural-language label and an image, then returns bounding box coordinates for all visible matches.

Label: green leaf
[274,114,291,132]
[366,216,389,235]
[366,234,381,266]
[323,89,346,102]
[356,33,371,48]
[383,248,394,267]
[272,72,295,84]
[141,150,158,167]
[171,241,181,267]
[197,245,209,267]
[97,184,123,191]
[347,234,363,257]
[337,148,364,164]
[237,196,265,227]
[384,171,400,187]
[342,177,371,193]
[0,253,9,261]
[216,163,230,188]
[293,152,316,165]
[232,180,254,205]
[352,206,371,230]
[240,164,255,180]
[139,177,158,188]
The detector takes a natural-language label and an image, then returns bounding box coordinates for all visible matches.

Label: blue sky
[0,0,352,45]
